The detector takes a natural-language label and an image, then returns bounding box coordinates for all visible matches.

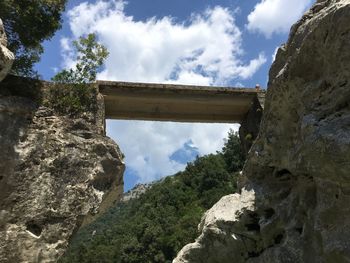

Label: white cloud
[62,0,260,183]
[65,0,266,84]
[60,37,76,69]
[236,53,267,79]
[247,0,313,38]
[107,121,238,183]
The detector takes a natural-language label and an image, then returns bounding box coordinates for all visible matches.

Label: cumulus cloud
[247,0,313,38]
[62,0,261,183]
[65,0,266,84]
[60,37,76,69]
[107,121,239,183]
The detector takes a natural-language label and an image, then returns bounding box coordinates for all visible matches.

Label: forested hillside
[59,130,244,263]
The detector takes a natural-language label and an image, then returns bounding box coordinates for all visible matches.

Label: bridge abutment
[96,88,107,136]
[239,94,264,156]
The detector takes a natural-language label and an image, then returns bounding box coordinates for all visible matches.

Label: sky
[35,0,314,191]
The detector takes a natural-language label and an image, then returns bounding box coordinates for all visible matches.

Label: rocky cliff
[0,18,14,81]
[0,75,125,262]
[121,183,152,203]
[174,0,350,262]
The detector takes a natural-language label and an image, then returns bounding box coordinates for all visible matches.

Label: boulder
[174,189,256,263]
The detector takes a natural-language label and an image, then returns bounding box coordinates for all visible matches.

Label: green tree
[0,0,67,76]
[52,33,109,84]
[50,33,109,115]
[221,129,245,173]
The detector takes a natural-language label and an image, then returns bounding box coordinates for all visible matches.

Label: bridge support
[239,94,264,157]
[96,91,107,135]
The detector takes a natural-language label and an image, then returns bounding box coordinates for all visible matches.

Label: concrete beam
[98,81,264,123]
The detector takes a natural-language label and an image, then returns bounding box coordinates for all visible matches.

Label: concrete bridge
[0,75,265,155]
[97,80,265,155]
[98,81,264,123]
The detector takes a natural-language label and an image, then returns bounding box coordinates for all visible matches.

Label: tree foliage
[221,129,245,173]
[49,33,108,115]
[52,33,109,84]
[0,0,67,76]
[59,132,245,263]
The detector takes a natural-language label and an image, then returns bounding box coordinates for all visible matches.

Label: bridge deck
[98,81,264,123]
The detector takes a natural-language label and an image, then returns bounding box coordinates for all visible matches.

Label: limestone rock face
[121,183,152,202]
[0,19,14,82]
[0,77,124,262]
[174,0,350,262]
[175,189,256,263]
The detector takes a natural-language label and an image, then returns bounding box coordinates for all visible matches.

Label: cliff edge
[174,0,350,262]
[0,75,125,262]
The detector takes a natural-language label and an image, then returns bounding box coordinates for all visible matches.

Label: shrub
[49,33,108,115]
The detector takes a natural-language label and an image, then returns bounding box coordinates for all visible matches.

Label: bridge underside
[98,81,263,123]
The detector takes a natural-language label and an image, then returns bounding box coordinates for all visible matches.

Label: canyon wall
[0,75,125,262]
[174,0,350,262]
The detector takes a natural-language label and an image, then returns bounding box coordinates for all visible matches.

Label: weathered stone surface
[239,95,264,157]
[0,19,14,82]
[0,76,125,262]
[174,189,256,263]
[174,0,350,262]
[121,183,152,202]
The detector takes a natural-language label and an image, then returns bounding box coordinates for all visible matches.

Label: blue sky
[35,0,314,191]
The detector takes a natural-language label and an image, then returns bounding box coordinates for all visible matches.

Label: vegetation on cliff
[50,33,109,115]
[59,130,244,263]
[0,0,67,77]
